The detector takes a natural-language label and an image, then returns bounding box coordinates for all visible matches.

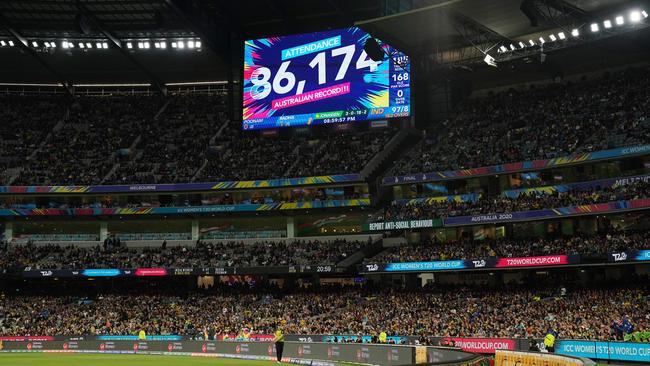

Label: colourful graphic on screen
[243,27,410,130]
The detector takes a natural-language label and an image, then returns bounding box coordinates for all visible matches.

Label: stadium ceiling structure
[0,0,648,86]
[357,0,650,67]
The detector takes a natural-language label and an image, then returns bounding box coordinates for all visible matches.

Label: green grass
[0,353,275,366]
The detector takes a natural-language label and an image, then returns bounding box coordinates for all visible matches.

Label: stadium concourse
[2,0,650,365]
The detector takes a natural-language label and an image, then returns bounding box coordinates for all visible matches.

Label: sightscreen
[243,27,410,130]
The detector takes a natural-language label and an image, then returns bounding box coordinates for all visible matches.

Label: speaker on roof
[363,38,385,62]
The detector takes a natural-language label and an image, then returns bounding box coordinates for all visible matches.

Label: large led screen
[243,27,410,130]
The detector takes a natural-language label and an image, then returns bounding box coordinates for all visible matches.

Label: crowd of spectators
[392,68,650,176]
[379,179,650,221]
[196,120,299,182]
[0,239,366,269]
[290,129,397,178]
[368,230,650,263]
[0,283,647,341]
[0,93,397,186]
[107,94,227,184]
[13,96,162,185]
[3,68,650,187]
[196,124,397,182]
[0,95,66,184]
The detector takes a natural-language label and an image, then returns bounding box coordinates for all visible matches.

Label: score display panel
[242,27,410,130]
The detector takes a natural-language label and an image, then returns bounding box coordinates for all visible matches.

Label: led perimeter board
[242,27,410,130]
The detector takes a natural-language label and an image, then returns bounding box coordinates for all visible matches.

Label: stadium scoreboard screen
[243,27,410,130]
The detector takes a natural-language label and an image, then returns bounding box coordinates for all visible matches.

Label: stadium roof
[357,0,649,65]
[0,0,647,84]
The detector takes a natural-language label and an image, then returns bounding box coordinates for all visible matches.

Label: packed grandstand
[1,1,650,366]
[1,65,648,358]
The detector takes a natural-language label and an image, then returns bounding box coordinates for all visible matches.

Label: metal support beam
[425,10,517,66]
[164,0,239,121]
[527,0,587,29]
[450,11,514,55]
[163,0,228,58]
[0,13,73,96]
[74,0,166,94]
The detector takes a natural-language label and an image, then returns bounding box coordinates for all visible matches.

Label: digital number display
[242,27,410,130]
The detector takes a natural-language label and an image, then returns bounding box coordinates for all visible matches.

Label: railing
[200,230,287,240]
[16,234,99,242]
[115,233,192,241]
[384,144,650,185]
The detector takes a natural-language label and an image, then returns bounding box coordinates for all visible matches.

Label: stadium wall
[0,340,484,366]
[2,337,647,362]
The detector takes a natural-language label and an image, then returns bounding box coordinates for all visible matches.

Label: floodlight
[509,44,516,50]
[539,36,545,43]
[499,45,507,52]
[518,41,525,48]
[590,23,599,32]
[102,42,108,49]
[171,42,177,48]
[630,11,641,22]
[0,40,5,46]
[86,42,92,48]
[126,42,133,49]
[529,39,535,46]
[195,41,201,48]
[177,41,185,49]
[571,28,580,37]
[159,42,166,49]
[643,10,648,18]
[615,16,624,25]
[188,40,195,49]
[483,54,497,67]
[143,42,150,49]
[558,32,566,40]
[79,42,85,48]
[549,34,557,41]
[32,41,38,47]
[603,20,612,28]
